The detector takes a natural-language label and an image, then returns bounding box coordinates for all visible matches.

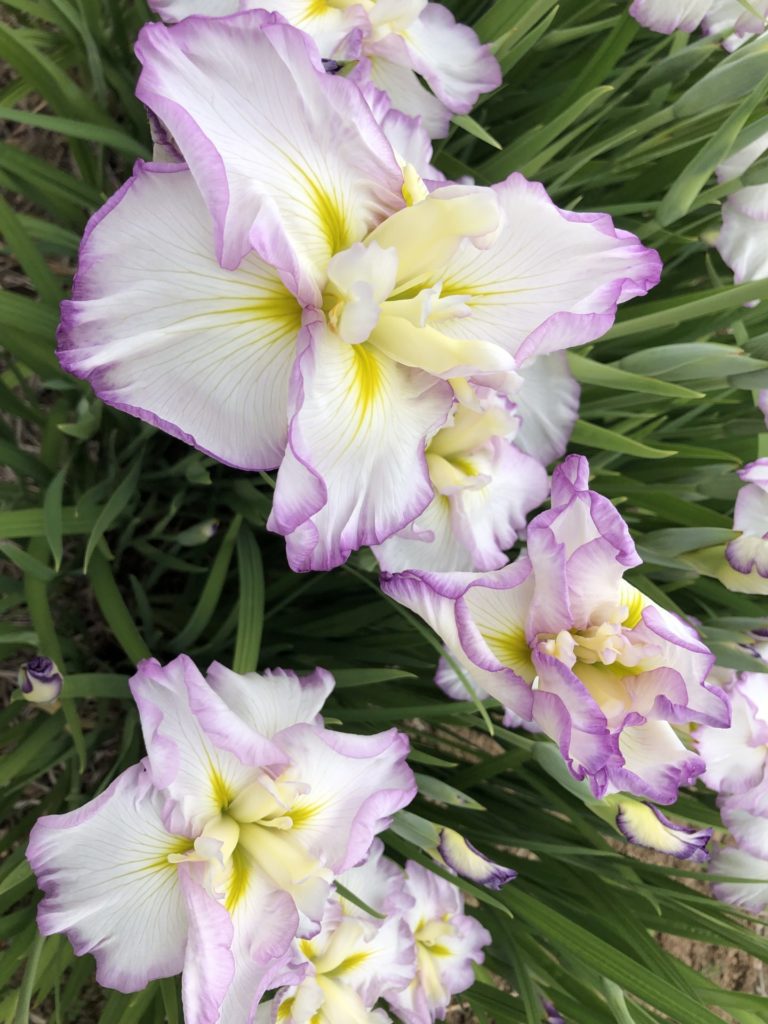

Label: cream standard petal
[58,163,301,471]
[27,765,190,993]
[135,15,404,282]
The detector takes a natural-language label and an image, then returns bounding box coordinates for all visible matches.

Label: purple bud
[543,999,566,1023]
[321,58,343,74]
[18,657,63,704]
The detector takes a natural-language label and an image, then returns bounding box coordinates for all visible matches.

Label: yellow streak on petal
[145,836,192,872]
[291,161,353,257]
[209,764,235,812]
[480,625,532,675]
[224,845,250,913]
[277,997,296,1022]
[346,343,383,427]
[324,950,371,977]
[619,581,647,630]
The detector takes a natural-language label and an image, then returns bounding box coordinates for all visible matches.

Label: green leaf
[232,525,264,674]
[172,515,242,650]
[83,458,141,573]
[42,464,67,572]
[453,114,502,149]
[568,352,704,399]
[571,420,677,459]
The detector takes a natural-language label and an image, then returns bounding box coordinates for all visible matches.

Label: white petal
[374,494,475,572]
[58,163,299,471]
[182,859,303,1024]
[274,723,416,871]
[513,353,581,465]
[629,0,713,32]
[359,55,451,138]
[135,16,404,283]
[733,479,768,535]
[718,185,768,284]
[435,174,661,362]
[150,0,242,19]
[396,2,501,114]
[28,764,188,992]
[613,720,705,804]
[206,663,335,737]
[269,324,452,571]
[711,846,768,913]
[131,656,286,835]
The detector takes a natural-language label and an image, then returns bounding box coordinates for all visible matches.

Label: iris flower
[148,0,501,137]
[27,657,415,1024]
[630,0,768,41]
[383,455,729,801]
[59,13,660,572]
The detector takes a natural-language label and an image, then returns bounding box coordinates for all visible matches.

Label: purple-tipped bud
[18,657,63,705]
[437,827,517,890]
[543,999,566,1023]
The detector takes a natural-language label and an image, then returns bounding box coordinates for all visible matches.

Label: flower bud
[18,657,63,705]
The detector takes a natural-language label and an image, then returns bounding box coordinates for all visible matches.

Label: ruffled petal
[433,174,661,362]
[629,0,713,32]
[610,720,705,804]
[396,2,500,114]
[269,322,452,571]
[358,54,451,138]
[181,860,303,1024]
[150,0,243,18]
[717,185,768,284]
[711,845,768,913]
[57,163,301,471]
[27,764,188,993]
[130,655,287,835]
[513,353,580,466]
[275,723,416,870]
[206,663,335,737]
[135,14,404,282]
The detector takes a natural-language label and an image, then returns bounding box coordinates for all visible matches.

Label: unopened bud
[18,657,63,705]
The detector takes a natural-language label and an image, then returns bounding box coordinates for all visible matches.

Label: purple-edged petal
[711,845,768,913]
[338,838,413,917]
[392,2,500,114]
[275,723,416,871]
[130,655,287,834]
[135,14,404,283]
[721,786,768,859]
[206,663,335,737]
[27,764,189,993]
[388,860,490,1024]
[182,860,303,1024]
[615,801,712,861]
[432,174,661,363]
[513,353,580,466]
[696,672,768,793]
[437,827,516,889]
[629,0,712,33]
[150,0,243,18]
[375,438,548,573]
[381,563,536,715]
[634,605,725,726]
[717,184,768,286]
[610,720,706,804]
[355,53,451,139]
[57,163,301,471]
[269,321,452,571]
